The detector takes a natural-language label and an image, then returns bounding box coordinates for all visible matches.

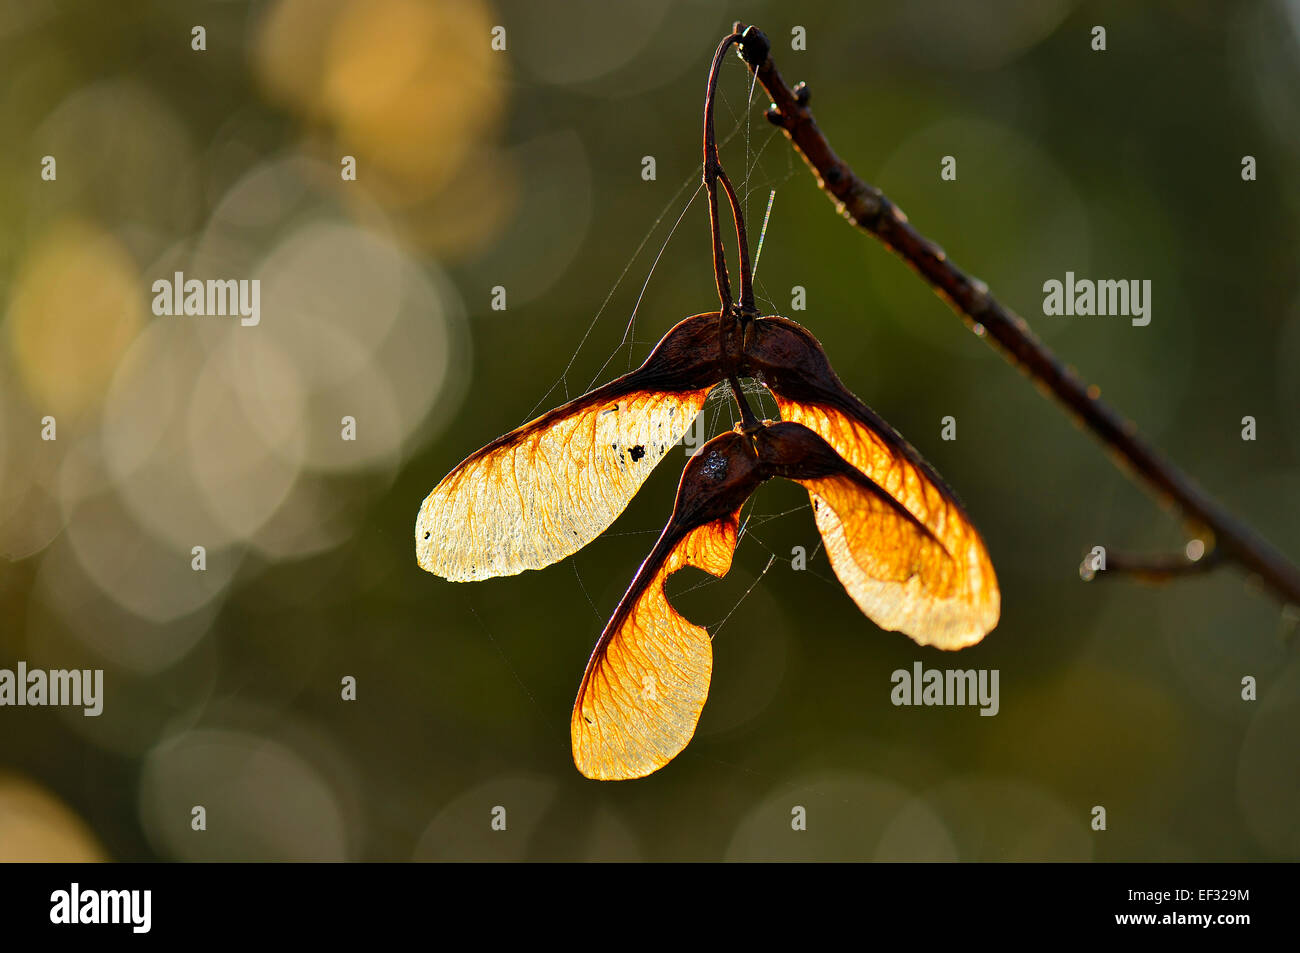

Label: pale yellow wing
[417,389,708,581]
[415,312,727,581]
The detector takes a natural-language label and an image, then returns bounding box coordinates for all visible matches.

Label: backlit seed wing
[776,398,998,648]
[797,471,997,649]
[572,431,764,781]
[417,389,708,581]
[416,314,724,581]
[570,514,738,781]
[746,317,999,647]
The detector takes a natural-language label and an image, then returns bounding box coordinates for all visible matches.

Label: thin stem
[735,24,1300,608]
[703,31,755,314]
[703,33,738,311]
[717,166,754,312]
[728,374,760,432]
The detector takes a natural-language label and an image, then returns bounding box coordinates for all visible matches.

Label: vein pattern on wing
[571,513,739,781]
[745,317,1000,648]
[416,314,724,581]
[571,430,763,780]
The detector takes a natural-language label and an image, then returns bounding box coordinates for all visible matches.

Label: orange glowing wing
[797,471,995,648]
[571,432,763,780]
[416,314,724,581]
[748,317,999,648]
[781,400,999,648]
[570,516,736,780]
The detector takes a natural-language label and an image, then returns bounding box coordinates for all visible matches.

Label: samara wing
[746,319,1000,648]
[571,431,763,780]
[416,314,725,581]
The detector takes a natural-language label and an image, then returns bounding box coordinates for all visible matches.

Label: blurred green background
[1,0,1298,861]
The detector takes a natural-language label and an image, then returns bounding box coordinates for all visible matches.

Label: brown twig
[1079,542,1224,585]
[734,24,1300,607]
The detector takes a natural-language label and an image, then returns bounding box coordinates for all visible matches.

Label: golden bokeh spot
[256,0,505,204]
[7,220,143,418]
[0,775,106,862]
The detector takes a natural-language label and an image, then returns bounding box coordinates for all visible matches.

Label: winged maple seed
[414,26,999,780]
[570,418,997,780]
[416,309,1000,778]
